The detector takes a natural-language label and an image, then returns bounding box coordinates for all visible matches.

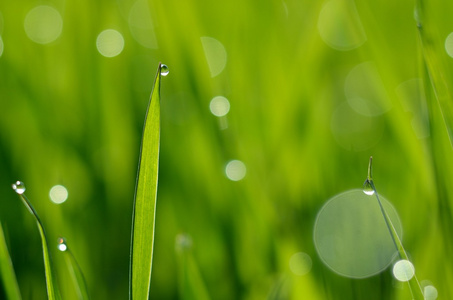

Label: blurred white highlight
[49,185,68,204]
[392,260,415,282]
[225,160,246,181]
[210,96,230,117]
[96,29,125,57]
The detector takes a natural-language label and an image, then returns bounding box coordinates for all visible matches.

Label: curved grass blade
[11,182,60,300]
[0,222,22,300]
[364,158,424,300]
[57,238,90,300]
[129,63,164,300]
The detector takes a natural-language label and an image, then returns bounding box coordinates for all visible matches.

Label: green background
[1,0,452,299]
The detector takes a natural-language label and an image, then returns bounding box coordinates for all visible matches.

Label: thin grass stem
[12,183,60,300]
[365,158,424,300]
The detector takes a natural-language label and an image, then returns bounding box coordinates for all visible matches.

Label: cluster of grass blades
[1,63,166,299]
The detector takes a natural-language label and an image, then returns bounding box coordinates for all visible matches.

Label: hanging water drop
[57,237,68,252]
[363,179,375,195]
[160,64,169,76]
[12,181,26,194]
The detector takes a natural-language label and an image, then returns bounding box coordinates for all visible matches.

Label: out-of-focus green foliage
[0,0,452,299]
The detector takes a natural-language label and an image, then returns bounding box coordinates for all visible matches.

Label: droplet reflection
[160,64,169,76]
[362,180,375,195]
[24,6,63,44]
[96,29,125,58]
[392,259,415,282]
[49,185,68,204]
[225,160,246,181]
[57,237,68,252]
[12,181,26,194]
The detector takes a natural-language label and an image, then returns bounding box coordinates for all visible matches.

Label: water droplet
[12,181,26,194]
[57,237,68,252]
[363,180,375,195]
[160,64,169,76]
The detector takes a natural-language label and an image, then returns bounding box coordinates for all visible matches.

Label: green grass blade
[11,182,60,300]
[364,159,424,300]
[416,0,453,148]
[57,238,90,300]
[129,63,163,300]
[0,222,22,300]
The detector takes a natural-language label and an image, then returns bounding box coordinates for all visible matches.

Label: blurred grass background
[0,0,453,299]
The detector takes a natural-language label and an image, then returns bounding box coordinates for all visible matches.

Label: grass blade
[364,159,424,300]
[0,222,22,300]
[129,63,164,299]
[175,234,211,300]
[57,238,90,300]
[416,0,453,148]
[11,181,60,300]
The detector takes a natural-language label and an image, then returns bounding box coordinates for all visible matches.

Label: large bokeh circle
[314,189,402,278]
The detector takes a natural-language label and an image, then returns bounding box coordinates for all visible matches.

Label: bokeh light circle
[317,0,366,51]
[96,29,125,57]
[225,160,246,181]
[24,6,63,44]
[289,252,312,276]
[345,61,391,116]
[0,36,3,57]
[201,36,227,77]
[392,259,415,282]
[210,96,230,117]
[424,285,438,300]
[445,32,453,58]
[49,185,68,204]
[314,189,402,278]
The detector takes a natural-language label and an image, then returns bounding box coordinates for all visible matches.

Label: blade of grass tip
[175,234,211,300]
[57,238,90,300]
[129,63,167,300]
[11,181,60,300]
[415,0,453,148]
[364,159,424,300]
[0,222,22,300]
